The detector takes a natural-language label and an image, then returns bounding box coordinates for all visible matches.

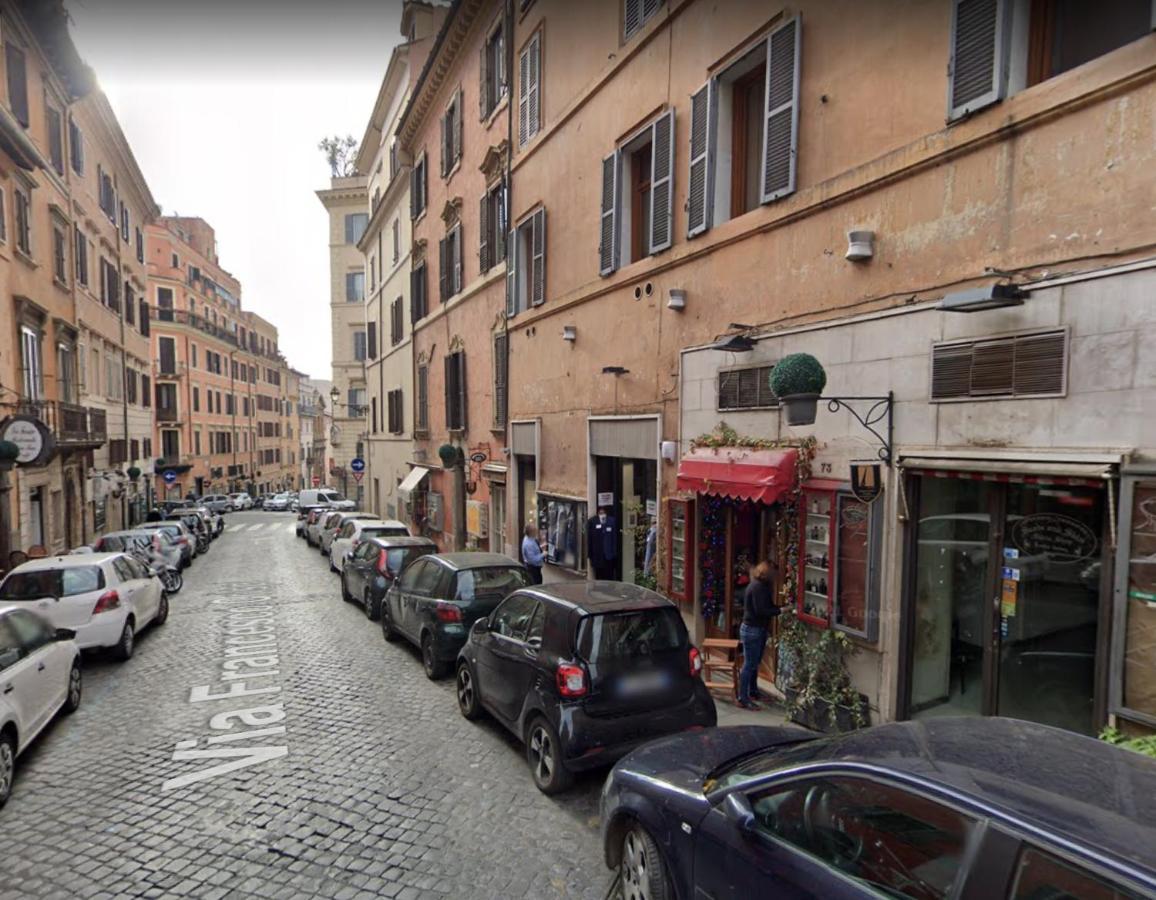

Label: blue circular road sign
[163,470,177,484]
[350,458,366,473]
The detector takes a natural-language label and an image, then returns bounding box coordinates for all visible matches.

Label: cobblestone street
[0,513,608,900]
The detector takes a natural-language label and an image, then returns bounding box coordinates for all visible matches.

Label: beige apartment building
[494,0,1156,738]
[0,3,157,559]
[397,0,511,553]
[316,175,369,504]
[357,1,444,521]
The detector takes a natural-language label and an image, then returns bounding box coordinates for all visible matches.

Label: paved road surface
[0,512,608,899]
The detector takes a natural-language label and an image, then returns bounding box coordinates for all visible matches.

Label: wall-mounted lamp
[940,283,1028,313]
[667,289,686,311]
[845,230,875,262]
[562,325,577,342]
[712,333,755,353]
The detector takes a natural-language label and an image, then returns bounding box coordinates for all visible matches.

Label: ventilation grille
[718,365,778,411]
[931,330,1067,401]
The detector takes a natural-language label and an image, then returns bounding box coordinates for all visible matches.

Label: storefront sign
[850,461,883,504]
[597,492,614,508]
[645,499,657,517]
[1011,513,1099,563]
[0,415,55,467]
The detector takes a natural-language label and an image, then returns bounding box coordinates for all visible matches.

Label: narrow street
[0,512,607,900]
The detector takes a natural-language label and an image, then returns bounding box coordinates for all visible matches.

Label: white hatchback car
[0,605,82,807]
[0,554,168,661]
[320,513,380,558]
[228,492,253,511]
[329,519,411,573]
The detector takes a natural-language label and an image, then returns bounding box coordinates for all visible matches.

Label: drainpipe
[502,0,514,555]
[112,173,131,528]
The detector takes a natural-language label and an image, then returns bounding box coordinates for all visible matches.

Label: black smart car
[455,581,716,795]
[340,535,438,620]
[601,718,1156,900]
[382,553,529,681]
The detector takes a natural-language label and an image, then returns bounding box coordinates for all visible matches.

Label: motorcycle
[126,542,183,595]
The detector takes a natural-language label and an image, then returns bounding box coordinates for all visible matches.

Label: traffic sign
[350,457,366,473]
[312,476,321,487]
[162,470,177,484]
[352,472,364,483]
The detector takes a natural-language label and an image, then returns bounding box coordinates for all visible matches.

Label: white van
[297,488,354,511]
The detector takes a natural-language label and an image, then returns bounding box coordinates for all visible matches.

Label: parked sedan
[0,606,82,808]
[456,581,715,794]
[601,717,1156,900]
[341,536,437,619]
[0,554,168,661]
[265,493,291,512]
[302,507,331,545]
[383,553,529,681]
[200,494,231,514]
[228,492,253,511]
[319,512,378,558]
[328,519,410,572]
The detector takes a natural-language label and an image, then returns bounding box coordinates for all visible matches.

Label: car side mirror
[723,792,757,836]
[344,551,353,560]
[55,628,76,642]
[473,617,489,635]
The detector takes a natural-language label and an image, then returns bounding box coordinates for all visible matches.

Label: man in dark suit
[587,507,619,580]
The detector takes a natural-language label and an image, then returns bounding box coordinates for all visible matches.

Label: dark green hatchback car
[382,553,530,680]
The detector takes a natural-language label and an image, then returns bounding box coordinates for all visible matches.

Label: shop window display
[538,495,587,572]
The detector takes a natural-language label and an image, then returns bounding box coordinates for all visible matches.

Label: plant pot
[785,688,870,734]
[781,393,820,427]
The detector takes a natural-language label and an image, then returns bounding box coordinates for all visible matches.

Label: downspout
[113,173,130,528]
[503,0,514,555]
[62,97,87,545]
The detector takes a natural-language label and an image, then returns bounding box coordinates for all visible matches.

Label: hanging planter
[127,466,142,480]
[770,353,828,426]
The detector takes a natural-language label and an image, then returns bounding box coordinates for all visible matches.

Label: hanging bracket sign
[0,415,56,467]
[850,460,883,504]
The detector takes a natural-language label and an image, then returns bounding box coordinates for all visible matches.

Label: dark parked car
[382,553,529,681]
[340,535,437,620]
[600,717,1156,900]
[456,581,716,795]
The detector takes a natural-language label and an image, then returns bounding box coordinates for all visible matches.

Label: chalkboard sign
[1011,513,1098,563]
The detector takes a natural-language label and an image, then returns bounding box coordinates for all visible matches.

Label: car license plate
[618,671,670,697]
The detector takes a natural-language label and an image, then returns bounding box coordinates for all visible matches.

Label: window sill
[53,276,70,293]
[482,94,509,131]
[14,247,37,269]
[444,159,462,183]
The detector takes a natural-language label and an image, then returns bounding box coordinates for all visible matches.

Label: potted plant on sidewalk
[770,353,827,426]
[777,608,870,733]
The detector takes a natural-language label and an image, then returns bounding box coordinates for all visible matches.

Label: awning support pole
[825,393,894,464]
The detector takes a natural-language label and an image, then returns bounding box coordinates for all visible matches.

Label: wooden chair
[701,638,741,702]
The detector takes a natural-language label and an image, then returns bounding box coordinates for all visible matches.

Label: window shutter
[493,333,508,428]
[687,80,716,238]
[479,41,489,119]
[457,353,468,431]
[506,225,518,317]
[453,224,463,294]
[444,355,456,429]
[1013,331,1065,395]
[367,322,377,359]
[439,237,449,301]
[648,109,674,254]
[440,113,447,177]
[454,89,464,165]
[410,166,418,218]
[624,0,643,39]
[948,0,1008,120]
[599,152,619,276]
[479,193,491,273]
[6,44,28,127]
[527,34,540,142]
[531,208,546,306]
[760,16,801,204]
[518,42,530,146]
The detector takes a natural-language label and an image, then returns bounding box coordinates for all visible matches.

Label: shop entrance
[593,455,657,583]
[905,472,1107,735]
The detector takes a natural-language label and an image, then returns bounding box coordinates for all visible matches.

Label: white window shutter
[479,41,488,120]
[687,80,716,238]
[440,115,447,177]
[506,226,518,317]
[453,223,463,293]
[599,152,619,277]
[760,16,801,204]
[527,33,541,141]
[947,0,1009,120]
[531,208,546,306]
[455,89,464,164]
[479,194,490,272]
[439,237,448,301]
[518,43,530,146]
[648,109,675,254]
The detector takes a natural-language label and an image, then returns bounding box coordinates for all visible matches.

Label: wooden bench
[701,638,741,702]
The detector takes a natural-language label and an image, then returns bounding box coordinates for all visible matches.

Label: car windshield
[322,492,345,502]
[706,737,829,792]
[0,566,104,600]
[455,566,530,602]
[576,608,685,663]
[384,547,431,574]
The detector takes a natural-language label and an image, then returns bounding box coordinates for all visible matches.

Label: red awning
[676,447,799,505]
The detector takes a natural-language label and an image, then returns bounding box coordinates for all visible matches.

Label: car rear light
[689,646,703,677]
[93,590,121,615]
[556,662,588,698]
[435,601,462,623]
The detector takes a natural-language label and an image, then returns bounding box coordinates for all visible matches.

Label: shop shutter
[649,109,675,254]
[531,208,546,306]
[760,16,801,204]
[479,193,491,273]
[439,237,449,301]
[506,225,518,317]
[687,80,715,238]
[948,0,1008,120]
[599,152,619,276]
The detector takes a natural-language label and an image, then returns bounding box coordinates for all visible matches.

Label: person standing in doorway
[739,561,780,710]
[587,507,618,580]
[522,523,545,585]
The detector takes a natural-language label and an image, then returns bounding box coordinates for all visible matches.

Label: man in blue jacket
[587,507,618,580]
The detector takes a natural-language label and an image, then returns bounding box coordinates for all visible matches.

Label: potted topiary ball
[770,353,827,426]
[438,443,460,468]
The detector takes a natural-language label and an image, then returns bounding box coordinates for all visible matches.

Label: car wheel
[329,555,338,573]
[363,588,378,621]
[113,620,135,662]
[0,731,15,808]
[154,592,170,627]
[421,634,447,680]
[340,573,353,603]
[620,827,671,900]
[526,717,573,794]
[63,661,82,714]
[381,603,399,642]
[456,662,483,721]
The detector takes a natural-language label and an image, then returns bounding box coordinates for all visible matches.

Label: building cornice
[356,44,411,174]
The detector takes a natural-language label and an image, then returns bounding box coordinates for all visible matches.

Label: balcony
[155,361,187,380]
[152,308,242,350]
[17,400,107,448]
[156,406,181,423]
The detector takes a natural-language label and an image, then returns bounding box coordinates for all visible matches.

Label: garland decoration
[698,494,727,623]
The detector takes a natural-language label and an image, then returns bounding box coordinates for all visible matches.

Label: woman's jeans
[739,623,767,704]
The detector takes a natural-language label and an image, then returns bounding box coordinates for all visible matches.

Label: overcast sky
[65,0,406,379]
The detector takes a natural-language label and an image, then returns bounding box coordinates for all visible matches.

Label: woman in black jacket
[739,560,780,710]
